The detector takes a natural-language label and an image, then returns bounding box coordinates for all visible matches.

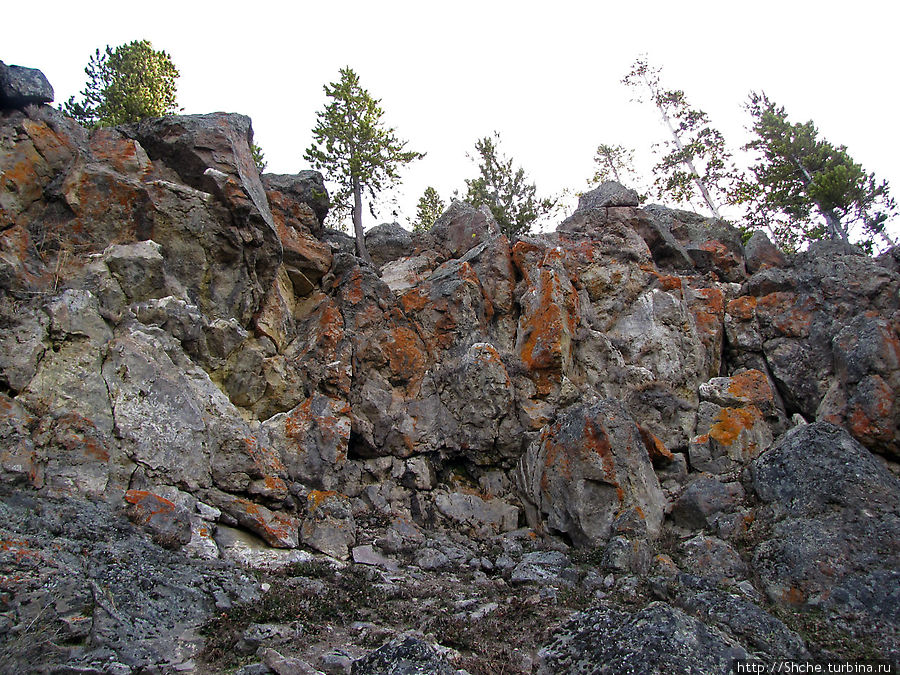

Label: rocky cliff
[1,62,899,674]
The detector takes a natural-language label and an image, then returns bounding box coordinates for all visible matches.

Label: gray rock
[214,524,314,570]
[206,488,299,549]
[427,200,501,258]
[672,575,809,661]
[510,551,572,584]
[576,181,640,209]
[671,475,745,530]
[351,635,456,675]
[365,222,413,270]
[352,544,398,571]
[263,171,330,229]
[434,490,518,534]
[517,400,665,547]
[538,601,747,675]
[0,485,258,674]
[0,61,54,107]
[750,422,900,652]
[414,547,449,570]
[744,230,787,273]
[300,491,356,559]
[680,534,748,585]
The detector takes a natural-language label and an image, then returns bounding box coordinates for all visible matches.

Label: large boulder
[750,422,900,654]
[516,400,666,547]
[538,601,748,674]
[0,61,54,108]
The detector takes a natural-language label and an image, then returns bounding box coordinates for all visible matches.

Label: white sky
[7,0,900,240]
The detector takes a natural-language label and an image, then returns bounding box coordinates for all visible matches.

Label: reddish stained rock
[275,393,352,488]
[726,295,757,321]
[88,128,153,177]
[206,488,299,548]
[516,400,665,547]
[124,489,192,549]
[755,292,817,339]
[638,425,674,466]
[744,230,787,273]
[0,394,42,488]
[383,324,428,389]
[516,251,579,380]
[690,404,772,474]
[687,286,725,378]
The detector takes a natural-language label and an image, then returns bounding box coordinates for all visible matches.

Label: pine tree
[62,40,180,128]
[591,143,637,185]
[622,56,737,218]
[413,187,445,232]
[304,68,423,263]
[737,92,896,252]
[464,132,555,239]
[251,143,267,173]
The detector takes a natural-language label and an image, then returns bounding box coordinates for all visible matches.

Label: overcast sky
[7,0,899,240]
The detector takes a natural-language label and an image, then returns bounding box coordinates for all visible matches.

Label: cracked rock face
[2,70,900,673]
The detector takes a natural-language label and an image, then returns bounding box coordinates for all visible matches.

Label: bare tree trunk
[788,155,849,243]
[659,112,722,219]
[352,177,373,265]
[822,209,849,244]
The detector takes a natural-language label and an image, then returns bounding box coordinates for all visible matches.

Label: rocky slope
[1,62,899,674]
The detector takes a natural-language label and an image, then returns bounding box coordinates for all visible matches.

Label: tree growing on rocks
[736,92,896,252]
[62,40,180,127]
[623,56,737,218]
[464,132,555,238]
[304,67,424,264]
[251,142,267,173]
[591,143,638,186]
[413,186,445,232]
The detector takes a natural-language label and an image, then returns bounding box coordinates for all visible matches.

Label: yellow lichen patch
[307,489,340,511]
[708,407,763,447]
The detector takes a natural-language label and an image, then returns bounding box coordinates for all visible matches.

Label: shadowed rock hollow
[1,63,899,674]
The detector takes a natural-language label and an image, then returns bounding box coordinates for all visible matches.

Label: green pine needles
[304,67,423,263]
[63,40,180,128]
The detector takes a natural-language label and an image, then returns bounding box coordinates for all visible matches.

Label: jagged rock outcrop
[2,64,899,674]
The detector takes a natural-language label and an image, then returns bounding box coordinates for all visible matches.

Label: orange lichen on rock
[756,292,816,338]
[781,586,806,605]
[307,489,340,511]
[400,287,429,315]
[124,490,176,522]
[384,325,427,386]
[638,425,674,465]
[518,266,578,374]
[726,295,757,321]
[727,370,775,406]
[848,376,894,445]
[708,407,764,447]
[341,269,365,305]
[511,240,545,284]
